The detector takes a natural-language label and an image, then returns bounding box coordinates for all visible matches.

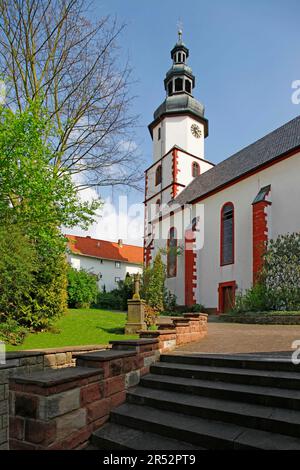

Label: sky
[68,0,300,245]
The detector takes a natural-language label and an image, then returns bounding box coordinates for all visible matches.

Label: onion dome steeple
[149,30,208,138]
[165,29,195,96]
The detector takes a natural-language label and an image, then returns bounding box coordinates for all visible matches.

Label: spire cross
[177,19,183,42]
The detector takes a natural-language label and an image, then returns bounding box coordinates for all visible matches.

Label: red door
[223,286,234,312]
[218,282,236,313]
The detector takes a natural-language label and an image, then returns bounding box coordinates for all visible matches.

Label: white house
[67,235,143,292]
[144,31,300,313]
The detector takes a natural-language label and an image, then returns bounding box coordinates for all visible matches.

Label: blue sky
[70,0,300,243]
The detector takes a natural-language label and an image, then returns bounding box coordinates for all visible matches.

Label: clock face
[191,123,202,139]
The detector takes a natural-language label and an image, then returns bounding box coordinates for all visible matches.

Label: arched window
[155,165,162,186]
[175,77,183,92]
[220,202,234,266]
[185,80,191,94]
[168,81,173,95]
[167,227,177,278]
[156,199,161,213]
[192,161,200,177]
[192,217,198,232]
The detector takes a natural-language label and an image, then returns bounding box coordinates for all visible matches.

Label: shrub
[116,274,134,310]
[233,283,272,313]
[183,303,206,313]
[96,290,123,310]
[142,252,165,312]
[234,233,300,313]
[164,290,177,312]
[144,305,159,328]
[263,233,300,310]
[0,318,27,345]
[21,248,68,330]
[0,224,37,321]
[67,266,99,308]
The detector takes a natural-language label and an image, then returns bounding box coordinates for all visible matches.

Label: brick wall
[9,341,161,450]
[0,367,9,450]
[6,313,208,450]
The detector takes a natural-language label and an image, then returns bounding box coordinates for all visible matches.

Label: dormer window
[192,162,200,177]
[175,77,183,92]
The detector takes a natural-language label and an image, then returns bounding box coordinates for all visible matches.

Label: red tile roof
[66,235,143,265]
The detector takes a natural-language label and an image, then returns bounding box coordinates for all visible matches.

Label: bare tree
[0,0,142,190]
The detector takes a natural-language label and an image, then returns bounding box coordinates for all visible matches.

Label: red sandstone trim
[252,200,271,283]
[185,228,197,306]
[172,148,180,198]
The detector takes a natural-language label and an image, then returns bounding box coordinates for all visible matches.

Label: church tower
[149,29,209,163]
[144,31,213,265]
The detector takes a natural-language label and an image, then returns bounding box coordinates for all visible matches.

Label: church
[143,31,300,313]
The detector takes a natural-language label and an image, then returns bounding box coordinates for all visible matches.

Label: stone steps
[141,373,300,410]
[91,353,300,450]
[110,403,300,450]
[127,386,300,437]
[161,353,296,372]
[151,361,300,389]
[92,423,202,450]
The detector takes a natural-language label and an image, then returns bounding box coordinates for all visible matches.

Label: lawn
[5,308,137,351]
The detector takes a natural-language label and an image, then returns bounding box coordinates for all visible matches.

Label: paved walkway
[175,322,300,354]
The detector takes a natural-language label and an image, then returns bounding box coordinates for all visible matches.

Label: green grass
[5,308,138,351]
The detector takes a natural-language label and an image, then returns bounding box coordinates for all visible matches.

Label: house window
[167,227,177,278]
[175,77,183,92]
[155,165,162,185]
[192,161,200,177]
[158,127,161,140]
[115,261,121,268]
[115,277,120,283]
[220,202,234,266]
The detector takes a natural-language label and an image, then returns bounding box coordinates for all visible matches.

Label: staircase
[91,353,300,450]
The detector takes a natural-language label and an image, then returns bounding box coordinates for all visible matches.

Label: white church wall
[196,150,300,309]
[145,151,173,201]
[177,149,214,188]
[164,115,205,159]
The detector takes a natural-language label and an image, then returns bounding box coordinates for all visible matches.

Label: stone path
[175,322,300,355]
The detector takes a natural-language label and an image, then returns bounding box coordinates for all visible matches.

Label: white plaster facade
[67,236,143,292]
[148,151,300,309]
[68,253,142,292]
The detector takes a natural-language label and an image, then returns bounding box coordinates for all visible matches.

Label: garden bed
[220,311,300,325]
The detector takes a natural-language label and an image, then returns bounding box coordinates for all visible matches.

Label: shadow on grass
[96,326,125,335]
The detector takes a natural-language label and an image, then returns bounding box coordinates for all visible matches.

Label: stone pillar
[125,299,147,335]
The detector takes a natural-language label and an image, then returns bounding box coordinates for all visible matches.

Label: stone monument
[125,273,147,334]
